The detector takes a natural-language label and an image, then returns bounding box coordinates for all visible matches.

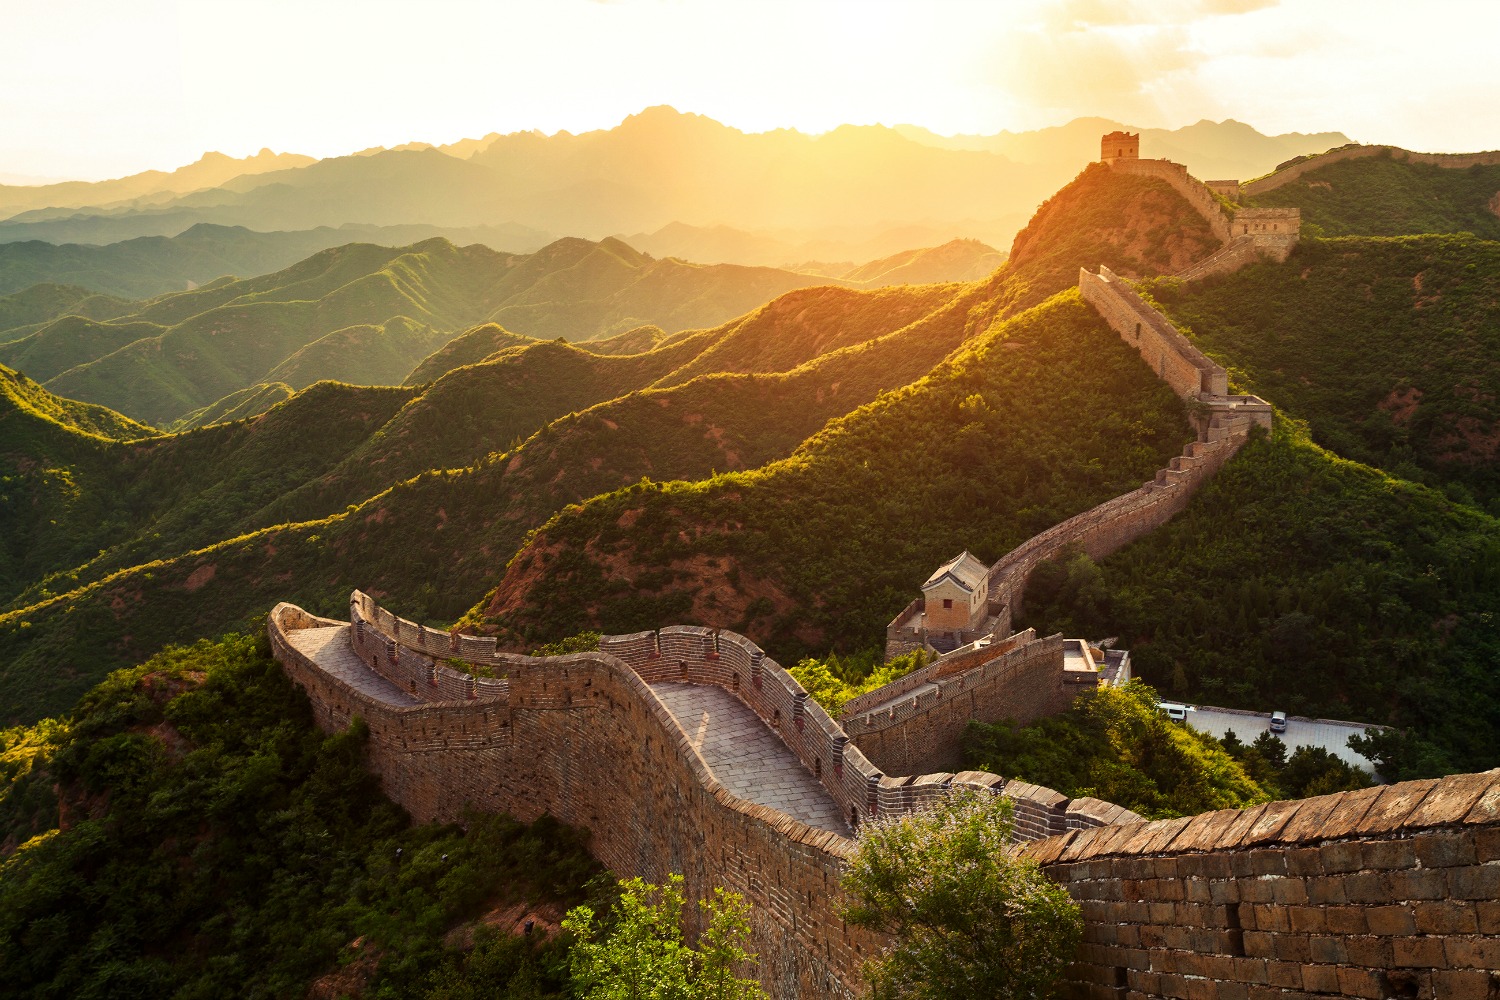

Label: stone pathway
[650,682,851,836]
[286,625,423,707]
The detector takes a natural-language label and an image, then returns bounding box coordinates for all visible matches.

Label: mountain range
[0,110,1348,269]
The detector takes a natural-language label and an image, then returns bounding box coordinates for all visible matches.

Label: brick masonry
[1025,769,1500,999]
[271,596,1138,999]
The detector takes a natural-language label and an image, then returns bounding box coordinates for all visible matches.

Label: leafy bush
[840,790,1081,1000]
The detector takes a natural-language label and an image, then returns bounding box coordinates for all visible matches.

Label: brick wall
[1024,770,1500,999]
[844,634,1071,775]
[1243,145,1500,198]
[1080,265,1228,399]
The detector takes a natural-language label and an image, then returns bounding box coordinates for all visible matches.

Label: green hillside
[5,234,938,427]
[476,289,1191,656]
[0,284,133,338]
[260,317,451,391]
[841,238,1005,285]
[403,322,537,384]
[1,380,417,611]
[1147,234,1500,507]
[1021,421,1500,774]
[0,634,595,998]
[1246,153,1500,238]
[0,273,995,721]
[174,381,295,429]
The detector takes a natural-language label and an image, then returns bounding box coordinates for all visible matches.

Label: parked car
[1270,711,1288,733]
[1159,702,1190,723]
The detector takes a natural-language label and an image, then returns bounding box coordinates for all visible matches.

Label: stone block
[1352,778,1440,835]
[1444,936,1500,969]
[1265,959,1304,989]
[1360,837,1415,870]
[1300,964,1341,993]
[1403,770,1498,828]
[1414,899,1479,935]
[1335,966,1390,1000]
[1365,904,1417,936]
[1319,839,1366,874]
[1391,935,1446,968]
[1388,867,1448,900]
[1430,970,1498,1000]
[1412,830,1478,867]
[1323,904,1367,934]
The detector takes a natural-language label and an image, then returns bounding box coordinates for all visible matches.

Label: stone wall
[274,602,873,998]
[1024,769,1500,1000]
[1080,265,1228,399]
[1109,158,1235,245]
[843,633,1074,775]
[1243,144,1500,197]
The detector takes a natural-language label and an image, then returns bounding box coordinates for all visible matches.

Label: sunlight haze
[4,0,1499,179]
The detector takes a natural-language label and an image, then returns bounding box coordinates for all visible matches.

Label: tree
[562,875,766,1000]
[840,791,1083,1000]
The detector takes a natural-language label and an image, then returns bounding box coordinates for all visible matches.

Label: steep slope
[0,364,152,444]
[0,274,1002,722]
[175,381,295,429]
[259,317,450,390]
[1149,235,1500,506]
[650,283,961,389]
[403,323,537,385]
[1245,154,1500,238]
[476,289,1188,654]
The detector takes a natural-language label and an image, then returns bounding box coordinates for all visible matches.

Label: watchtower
[1101,131,1139,163]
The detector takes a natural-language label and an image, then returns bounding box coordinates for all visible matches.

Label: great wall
[268,137,1500,998]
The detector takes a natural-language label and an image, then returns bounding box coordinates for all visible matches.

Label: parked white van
[1158,702,1191,723]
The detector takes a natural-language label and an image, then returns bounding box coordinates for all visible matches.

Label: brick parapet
[1243,144,1500,197]
[1023,770,1500,999]
[1080,265,1228,399]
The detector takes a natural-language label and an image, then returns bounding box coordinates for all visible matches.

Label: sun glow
[4,0,1499,179]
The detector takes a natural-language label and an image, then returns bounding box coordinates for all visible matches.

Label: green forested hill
[0,635,595,998]
[1021,421,1500,774]
[0,152,1243,721]
[1147,234,1500,507]
[0,234,968,428]
[1246,153,1500,238]
[475,289,1190,654]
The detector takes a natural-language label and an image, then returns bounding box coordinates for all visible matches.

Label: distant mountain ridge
[0,234,1002,426]
[0,110,1349,264]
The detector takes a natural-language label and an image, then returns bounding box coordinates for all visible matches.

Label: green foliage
[961,681,1272,819]
[1218,729,1371,799]
[1144,234,1500,507]
[1021,422,1500,772]
[563,874,766,1000]
[1248,154,1500,239]
[0,273,987,723]
[840,790,1081,1000]
[788,648,929,717]
[483,290,1191,660]
[530,631,603,657]
[0,634,599,999]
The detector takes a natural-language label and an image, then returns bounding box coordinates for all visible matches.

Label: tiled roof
[921,550,988,593]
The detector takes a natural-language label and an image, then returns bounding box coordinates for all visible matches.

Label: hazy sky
[5,0,1499,181]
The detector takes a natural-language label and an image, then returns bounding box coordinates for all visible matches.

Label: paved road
[1180,705,1383,774]
[651,682,851,836]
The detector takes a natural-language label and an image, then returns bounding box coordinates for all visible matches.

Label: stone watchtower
[1101,131,1139,163]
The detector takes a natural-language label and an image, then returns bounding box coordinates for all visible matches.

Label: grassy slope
[403,322,537,385]
[1021,421,1500,772]
[260,317,452,390]
[0,317,168,383]
[1247,154,1500,239]
[173,381,295,430]
[1147,235,1500,507]
[3,381,419,610]
[842,238,1006,285]
[477,288,1190,656]
[0,276,993,722]
[0,284,134,340]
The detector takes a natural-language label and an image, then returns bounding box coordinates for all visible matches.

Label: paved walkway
[1183,705,1382,774]
[650,682,851,836]
[286,625,423,707]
